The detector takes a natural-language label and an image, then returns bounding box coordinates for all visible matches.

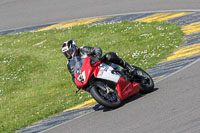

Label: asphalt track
[0,0,200,31]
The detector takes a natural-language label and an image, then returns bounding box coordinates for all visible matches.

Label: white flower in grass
[13,77,17,80]
[160,33,165,36]
[2,60,8,63]
[156,26,164,31]
[66,100,72,104]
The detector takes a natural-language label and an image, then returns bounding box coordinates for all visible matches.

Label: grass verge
[0,21,184,133]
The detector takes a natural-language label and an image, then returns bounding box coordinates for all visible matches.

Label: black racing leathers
[67,46,102,83]
[67,46,133,84]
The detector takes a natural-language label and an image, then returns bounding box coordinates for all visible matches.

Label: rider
[61,40,134,84]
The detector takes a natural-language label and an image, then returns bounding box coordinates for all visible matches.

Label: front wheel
[90,83,122,109]
[133,66,154,94]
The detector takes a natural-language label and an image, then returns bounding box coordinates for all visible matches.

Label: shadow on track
[93,88,159,112]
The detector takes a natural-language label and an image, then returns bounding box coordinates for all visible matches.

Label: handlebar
[90,56,103,66]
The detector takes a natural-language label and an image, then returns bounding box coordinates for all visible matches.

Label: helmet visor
[63,48,75,59]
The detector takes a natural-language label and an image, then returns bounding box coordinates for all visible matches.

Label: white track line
[155,58,200,84]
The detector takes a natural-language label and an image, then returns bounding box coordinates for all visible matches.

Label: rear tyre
[133,66,154,94]
[90,83,122,109]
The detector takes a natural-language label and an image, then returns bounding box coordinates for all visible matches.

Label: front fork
[96,83,118,102]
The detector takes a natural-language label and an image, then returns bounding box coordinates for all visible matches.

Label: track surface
[44,59,200,133]
[0,0,200,31]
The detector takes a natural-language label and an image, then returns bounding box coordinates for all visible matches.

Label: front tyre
[90,84,122,109]
[133,66,154,94]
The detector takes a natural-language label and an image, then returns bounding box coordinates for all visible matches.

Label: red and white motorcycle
[72,55,154,109]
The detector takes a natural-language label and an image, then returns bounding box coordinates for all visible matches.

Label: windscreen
[69,56,85,74]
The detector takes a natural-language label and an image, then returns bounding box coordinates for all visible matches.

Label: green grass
[0,21,184,133]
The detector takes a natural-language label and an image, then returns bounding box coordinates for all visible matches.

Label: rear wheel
[90,82,122,109]
[132,66,154,94]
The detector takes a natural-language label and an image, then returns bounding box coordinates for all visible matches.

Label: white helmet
[61,40,78,59]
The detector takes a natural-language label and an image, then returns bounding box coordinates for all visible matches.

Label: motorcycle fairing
[75,57,93,87]
[96,63,120,83]
[116,77,140,100]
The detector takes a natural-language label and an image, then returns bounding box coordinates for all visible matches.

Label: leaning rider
[61,40,134,84]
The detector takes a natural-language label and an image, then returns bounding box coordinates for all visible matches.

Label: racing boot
[119,59,136,81]
[103,52,135,75]
[118,58,135,74]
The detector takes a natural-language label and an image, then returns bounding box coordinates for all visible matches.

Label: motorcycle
[71,55,154,109]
